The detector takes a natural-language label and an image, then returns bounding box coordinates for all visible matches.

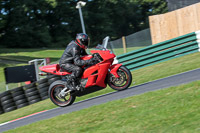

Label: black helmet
[75,33,90,49]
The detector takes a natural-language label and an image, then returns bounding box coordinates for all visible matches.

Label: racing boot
[70,77,82,91]
[66,75,82,91]
[65,75,76,91]
[73,78,82,91]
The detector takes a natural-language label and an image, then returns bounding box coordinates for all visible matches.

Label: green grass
[0,51,200,124]
[0,48,63,62]
[5,80,200,133]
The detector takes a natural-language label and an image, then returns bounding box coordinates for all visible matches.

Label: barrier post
[6,85,9,90]
[29,59,47,81]
[122,36,127,53]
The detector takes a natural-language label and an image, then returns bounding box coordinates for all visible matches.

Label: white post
[195,30,200,52]
[76,1,86,34]
[6,85,9,91]
[34,60,40,81]
[78,7,86,34]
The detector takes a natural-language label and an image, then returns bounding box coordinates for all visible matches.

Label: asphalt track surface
[1,68,200,132]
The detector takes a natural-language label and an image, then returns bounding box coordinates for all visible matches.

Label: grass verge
[0,48,63,62]
[5,80,200,133]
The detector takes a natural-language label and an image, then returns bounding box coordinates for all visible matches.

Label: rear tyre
[48,77,61,84]
[108,66,132,91]
[49,80,76,107]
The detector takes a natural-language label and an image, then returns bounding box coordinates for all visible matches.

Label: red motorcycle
[39,37,132,107]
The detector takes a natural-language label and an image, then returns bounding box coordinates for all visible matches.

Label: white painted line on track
[0,122,10,127]
[0,110,48,127]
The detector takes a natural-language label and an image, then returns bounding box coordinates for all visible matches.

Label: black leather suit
[59,41,90,79]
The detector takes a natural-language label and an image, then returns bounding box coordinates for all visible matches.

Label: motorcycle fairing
[90,50,115,61]
[81,55,93,60]
[83,62,111,88]
[40,64,71,75]
[109,64,122,78]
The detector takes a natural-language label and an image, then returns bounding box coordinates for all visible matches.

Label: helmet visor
[82,37,90,49]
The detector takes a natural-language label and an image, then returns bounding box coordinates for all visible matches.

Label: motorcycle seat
[57,64,69,72]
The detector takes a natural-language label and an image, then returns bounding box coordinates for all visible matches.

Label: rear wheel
[108,66,132,91]
[49,80,76,107]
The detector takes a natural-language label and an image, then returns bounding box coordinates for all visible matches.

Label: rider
[59,33,97,91]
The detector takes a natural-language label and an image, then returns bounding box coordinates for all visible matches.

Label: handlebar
[92,53,103,62]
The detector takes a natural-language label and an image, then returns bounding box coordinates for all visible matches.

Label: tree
[84,0,167,45]
[0,0,52,47]
[0,0,167,48]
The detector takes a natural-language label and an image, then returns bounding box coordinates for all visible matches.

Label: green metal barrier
[117,31,200,71]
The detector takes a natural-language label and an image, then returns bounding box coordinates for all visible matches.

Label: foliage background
[0,0,167,48]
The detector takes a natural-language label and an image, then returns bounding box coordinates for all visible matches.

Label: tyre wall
[0,75,61,114]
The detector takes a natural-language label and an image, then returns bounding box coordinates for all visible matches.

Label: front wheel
[108,66,132,91]
[48,80,76,107]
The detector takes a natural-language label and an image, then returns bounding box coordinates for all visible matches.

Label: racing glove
[87,58,99,65]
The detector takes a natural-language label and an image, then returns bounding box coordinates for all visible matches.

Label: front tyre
[48,80,76,107]
[108,66,132,91]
